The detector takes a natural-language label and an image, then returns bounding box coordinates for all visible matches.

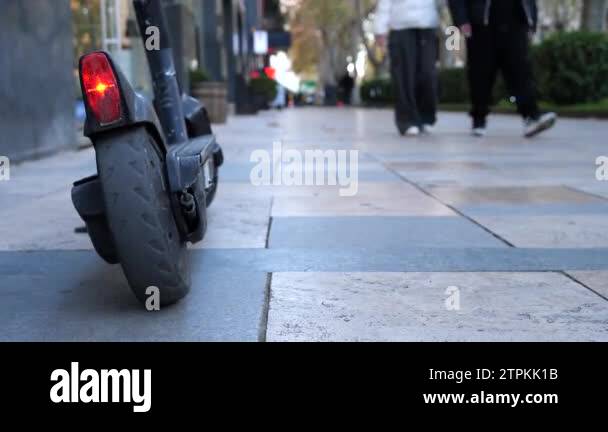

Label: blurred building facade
[0,0,75,161]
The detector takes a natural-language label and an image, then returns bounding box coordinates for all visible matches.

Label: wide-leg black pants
[466,25,540,123]
[389,28,438,133]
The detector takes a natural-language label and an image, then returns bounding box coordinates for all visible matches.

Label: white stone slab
[267,272,608,342]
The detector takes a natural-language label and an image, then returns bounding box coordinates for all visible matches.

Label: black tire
[96,126,190,306]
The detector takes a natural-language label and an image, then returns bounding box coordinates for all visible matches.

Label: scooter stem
[133,0,188,145]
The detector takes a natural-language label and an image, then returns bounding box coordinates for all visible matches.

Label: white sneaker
[422,124,435,134]
[524,112,557,138]
[405,126,420,136]
[472,127,487,137]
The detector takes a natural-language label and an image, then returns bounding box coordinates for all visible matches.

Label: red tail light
[80,52,122,125]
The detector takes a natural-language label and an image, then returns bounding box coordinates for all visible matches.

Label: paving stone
[194,192,272,249]
[0,189,91,251]
[0,186,272,251]
[219,161,397,183]
[266,272,608,342]
[269,217,507,249]
[472,215,608,248]
[571,183,608,201]
[568,271,608,299]
[0,251,268,342]
[428,186,603,206]
[458,202,608,216]
[271,183,455,217]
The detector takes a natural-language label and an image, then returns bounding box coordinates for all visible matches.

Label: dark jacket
[448,0,538,29]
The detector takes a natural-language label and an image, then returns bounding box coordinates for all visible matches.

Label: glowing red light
[80,52,122,125]
[264,67,276,80]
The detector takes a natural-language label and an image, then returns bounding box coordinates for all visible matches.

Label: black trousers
[466,25,540,122]
[389,29,438,133]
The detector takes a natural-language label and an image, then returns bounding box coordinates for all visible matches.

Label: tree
[288,0,354,86]
[287,0,378,87]
[354,0,389,76]
[581,0,608,31]
[72,0,102,65]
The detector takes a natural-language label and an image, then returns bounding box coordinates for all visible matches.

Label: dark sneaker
[472,118,487,137]
[524,112,557,138]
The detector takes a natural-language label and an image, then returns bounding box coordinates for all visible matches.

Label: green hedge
[534,32,608,105]
[250,76,278,102]
[361,31,608,107]
[437,68,469,104]
[360,79,394,105]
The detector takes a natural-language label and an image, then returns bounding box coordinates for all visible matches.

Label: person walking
[375,0,443,137]
[448,0,557,137]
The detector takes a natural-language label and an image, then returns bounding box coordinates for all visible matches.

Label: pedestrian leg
[415,29,439,127]
[389,29,421,134]
[466,27,498,128]
[498,27,540,120]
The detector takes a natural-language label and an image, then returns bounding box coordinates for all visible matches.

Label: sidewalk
[1,108,608,341]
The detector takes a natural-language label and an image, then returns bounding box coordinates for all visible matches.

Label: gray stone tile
[271,183,455,217]
[266,272,608,342]
[459,202,608,217]
[219,162,397,183]
[194,192,272,249]
[269,217,507,249]
[0,185,272,251]
[0,189,92,251]
[428,186,604,206]
[568,271,608,299]
[389,161,492,171]
[473,215,608,248]
[571,183,608,201]
[0,251,268,341]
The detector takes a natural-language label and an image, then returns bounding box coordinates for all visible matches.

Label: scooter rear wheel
[96,126,190,306]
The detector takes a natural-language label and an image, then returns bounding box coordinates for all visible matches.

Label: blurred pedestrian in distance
[448,0,557,138]
[375,0,444,137]
[339,72,355,105]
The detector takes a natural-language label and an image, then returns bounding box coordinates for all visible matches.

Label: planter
[324,85,338,106]
[191,81,228,124]
[252,92,270,111]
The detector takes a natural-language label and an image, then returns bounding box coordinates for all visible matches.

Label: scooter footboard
[165,134,222,193]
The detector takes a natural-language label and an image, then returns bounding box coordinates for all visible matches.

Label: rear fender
[71,175,119,264]
[80,51,168,153]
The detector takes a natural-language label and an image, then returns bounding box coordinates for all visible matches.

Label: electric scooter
[71,0,223,306]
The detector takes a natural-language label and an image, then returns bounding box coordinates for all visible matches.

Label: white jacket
[374,0,442,34]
